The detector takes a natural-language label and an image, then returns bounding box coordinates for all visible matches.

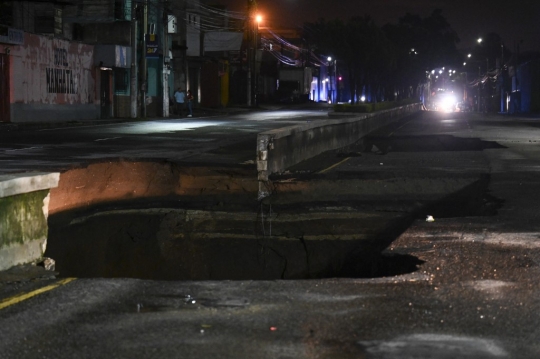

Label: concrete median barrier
[256,103,422,197]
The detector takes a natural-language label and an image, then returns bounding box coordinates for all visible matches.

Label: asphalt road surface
[2,109,540,358]
[0,107,330,175]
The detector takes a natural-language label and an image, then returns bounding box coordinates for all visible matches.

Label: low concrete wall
[0,172,60,271]
[256,104,422,196]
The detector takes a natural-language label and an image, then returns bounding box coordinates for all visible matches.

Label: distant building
[0,0,181,122]
[0,25,98,123]
[510,59,540,113]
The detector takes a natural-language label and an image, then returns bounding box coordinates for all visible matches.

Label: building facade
[0,27,98,122]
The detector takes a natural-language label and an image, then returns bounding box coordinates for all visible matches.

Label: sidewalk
[0,101,333,129]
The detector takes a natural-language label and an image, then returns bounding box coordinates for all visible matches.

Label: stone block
[0,173,59,271]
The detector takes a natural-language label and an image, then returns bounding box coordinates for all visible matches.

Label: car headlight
[441,95,456,108]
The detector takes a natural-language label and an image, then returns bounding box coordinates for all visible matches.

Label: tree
[304,16,396,103]
[383,9,461,99]
[472,32,509,70]
[304,9,460,103]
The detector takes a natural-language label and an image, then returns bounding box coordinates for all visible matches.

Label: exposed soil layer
[48,161,259,215]
[46,160,500,280]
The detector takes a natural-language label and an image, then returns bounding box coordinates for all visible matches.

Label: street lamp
[326,56,336,103]
[253,13,261,106]
[247,10,261,106]
[246,0,260,106]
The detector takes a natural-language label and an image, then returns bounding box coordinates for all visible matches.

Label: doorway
[100,69,112,119]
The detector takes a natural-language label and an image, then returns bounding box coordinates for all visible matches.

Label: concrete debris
[184,295,196,304]
[0,263,58,282]
[39,257,56,271]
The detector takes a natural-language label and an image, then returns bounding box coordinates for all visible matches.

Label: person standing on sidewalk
[186,89,194,117]
[173,88,185,117]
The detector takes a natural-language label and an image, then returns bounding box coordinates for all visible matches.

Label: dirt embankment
[48,161,259,215]
[45,158,494,281]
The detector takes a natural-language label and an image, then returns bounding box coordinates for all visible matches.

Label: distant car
[433,93,457,112]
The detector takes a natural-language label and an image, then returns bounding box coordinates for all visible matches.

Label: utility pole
[247,0,257,107]
[253,16,259,107]
[500,43,505,113]
[485,58,489,112]
[478,66,481,112]
[142,0,148,118]
[162,2,170,118]
[130,0,138,118]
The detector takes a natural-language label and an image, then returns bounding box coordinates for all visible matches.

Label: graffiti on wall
[10,33,95,105]
[46,47,77,94]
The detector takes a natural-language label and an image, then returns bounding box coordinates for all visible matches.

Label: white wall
[0,32,99,122]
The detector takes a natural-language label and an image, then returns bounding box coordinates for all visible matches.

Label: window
[35,15,54,34]
[0,2,13,26]
[114,0,126,20]
[72,23,83,41]
[114,68,129,93]
[35,5,59,34]
[54,8,62,35]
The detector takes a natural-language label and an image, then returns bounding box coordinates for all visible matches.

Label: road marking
[318,157,350,174]
[94,137,123,142]
[39,123,121,131]
[5,146,43,152]
[0,278,76,310]
[388,117,415,137]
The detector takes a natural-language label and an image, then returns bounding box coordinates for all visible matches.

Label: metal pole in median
[130,0,138,118]
[142,0,148,118]
[162,6,170,118]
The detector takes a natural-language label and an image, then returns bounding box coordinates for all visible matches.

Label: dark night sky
[212,0,540,52]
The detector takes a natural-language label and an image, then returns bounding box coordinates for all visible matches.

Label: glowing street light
[326,56,338,102]
[477,38,483,44]
[248,11,262,106]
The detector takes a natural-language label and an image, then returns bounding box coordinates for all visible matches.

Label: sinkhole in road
[46,205,424,281]
[44,161,499,281]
